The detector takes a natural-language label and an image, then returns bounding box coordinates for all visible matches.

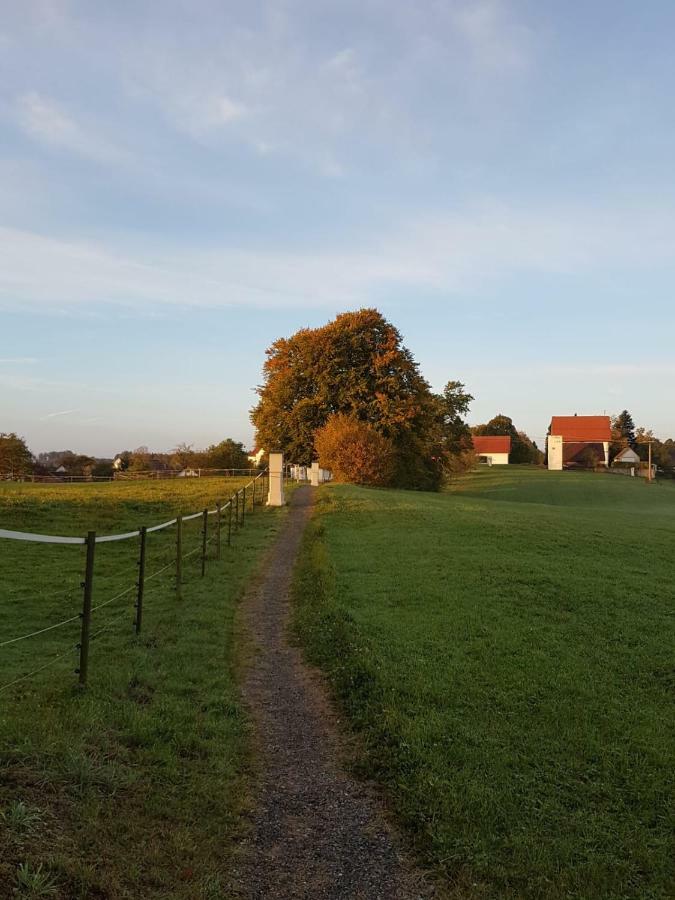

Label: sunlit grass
[293,468,675,899]
[0,476,283,898]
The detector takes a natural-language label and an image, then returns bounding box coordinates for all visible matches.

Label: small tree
[0,433,33,475]
[315,414,395,487]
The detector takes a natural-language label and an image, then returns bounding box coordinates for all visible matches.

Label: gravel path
[230,485,433,900]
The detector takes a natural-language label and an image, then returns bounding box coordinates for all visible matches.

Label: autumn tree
[251,309,441,489]
[315,415,395,486]
[0,433,33,475]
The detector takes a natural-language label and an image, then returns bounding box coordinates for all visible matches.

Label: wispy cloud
[1,198,674,313]
[0,357,37,363]
[42,408,79,419]
[15,92,130,165]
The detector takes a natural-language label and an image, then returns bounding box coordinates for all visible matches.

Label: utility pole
[648,441,653,483]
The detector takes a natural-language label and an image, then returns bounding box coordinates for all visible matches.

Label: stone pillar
[310,461,320,487]
[603,441,609,467]
[267,453,285,506]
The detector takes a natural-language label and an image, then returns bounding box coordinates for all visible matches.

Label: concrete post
[603,441,609,467]
[310,461,320,487]
[267,453,285,506]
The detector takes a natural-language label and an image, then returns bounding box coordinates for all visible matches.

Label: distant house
[472,435,511,465]
[248,448,265,466]
[612,446,641,468]
[547,415,611,470]
[112,455,125,471]
[55,464,67,474]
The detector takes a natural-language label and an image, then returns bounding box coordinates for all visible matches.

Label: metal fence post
[176,515,183,600]
[77,530,96,688]
[135,526,147,635]
[201,508,208,576]
[216,502,222,560]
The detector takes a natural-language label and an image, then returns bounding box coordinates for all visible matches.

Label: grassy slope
[0,478,282,899]
[293,468,674,899]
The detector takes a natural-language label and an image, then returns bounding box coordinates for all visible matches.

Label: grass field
[0,476,282,898]
[293,468,675,899]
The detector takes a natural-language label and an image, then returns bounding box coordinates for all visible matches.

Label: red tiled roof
[550,415,611,442]
[472,435,512,454]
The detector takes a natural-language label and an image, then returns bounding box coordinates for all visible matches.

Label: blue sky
[1,0,674,456]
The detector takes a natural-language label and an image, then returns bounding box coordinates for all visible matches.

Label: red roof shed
[472,435,512,455]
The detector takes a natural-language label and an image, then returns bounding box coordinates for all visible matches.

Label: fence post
[242,487,246,526]
[234,490,239,530]
[228,499,232,546]
[77,530,96,688]
[216,502,222,560]
[135,526,147,635]
[176,515,183,600]
[201,509,208,576]
[252,478,256,508]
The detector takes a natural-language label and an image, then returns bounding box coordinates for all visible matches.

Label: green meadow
[293,468,675,899]
[0,477,282,899]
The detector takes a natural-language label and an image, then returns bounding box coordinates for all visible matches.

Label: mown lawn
[293,468,675,899]
[0,477,282,899]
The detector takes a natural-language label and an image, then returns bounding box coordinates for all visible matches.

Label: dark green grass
[0,477,282,898]
[293,468,675,899]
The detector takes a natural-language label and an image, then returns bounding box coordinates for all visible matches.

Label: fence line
[0,469,269,692]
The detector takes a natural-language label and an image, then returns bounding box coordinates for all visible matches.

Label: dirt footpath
[229,485,433,900]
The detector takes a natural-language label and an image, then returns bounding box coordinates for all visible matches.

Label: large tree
[0,433,33,475]
[251,308,441,488]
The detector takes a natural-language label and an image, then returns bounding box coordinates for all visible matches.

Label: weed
[15,863,57,896]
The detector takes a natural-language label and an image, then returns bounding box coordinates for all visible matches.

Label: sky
[1,0,674,456]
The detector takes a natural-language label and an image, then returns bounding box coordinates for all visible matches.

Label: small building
[55,464,67,474]
[612,446,641,468]
[248,448,265,467]
[547,415,611,470]
[472,435,511,465]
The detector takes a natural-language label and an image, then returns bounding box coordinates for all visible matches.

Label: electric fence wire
[0,645,76,694]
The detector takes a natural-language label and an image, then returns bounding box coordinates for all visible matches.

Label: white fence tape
[95,530,141,544]
[0,529,85,545]
[146,518,178,533]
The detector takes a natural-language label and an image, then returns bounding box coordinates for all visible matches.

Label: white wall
[480,453,510,465]
[547,435,563,470]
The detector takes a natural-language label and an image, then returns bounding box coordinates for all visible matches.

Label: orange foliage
[314,414,395,487]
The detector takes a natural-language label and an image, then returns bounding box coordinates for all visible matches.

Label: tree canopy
[251,308,442,488]
[0,433,33,475]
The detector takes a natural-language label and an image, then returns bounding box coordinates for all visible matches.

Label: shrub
[315,415,395,487]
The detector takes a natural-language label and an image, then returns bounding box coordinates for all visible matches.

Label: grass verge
[292,468,674,899]
[1,477,283,898]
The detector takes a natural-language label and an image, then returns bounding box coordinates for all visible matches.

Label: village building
[547,415,611,470]
[472,435,511,465]
[248,448,265,466]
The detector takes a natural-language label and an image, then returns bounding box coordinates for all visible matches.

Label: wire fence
[0,469,269,694]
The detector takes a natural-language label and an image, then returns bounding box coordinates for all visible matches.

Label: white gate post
[310,461,320,487]
[267,453,285,506]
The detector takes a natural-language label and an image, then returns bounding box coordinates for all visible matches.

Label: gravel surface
[230,485,434,900]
